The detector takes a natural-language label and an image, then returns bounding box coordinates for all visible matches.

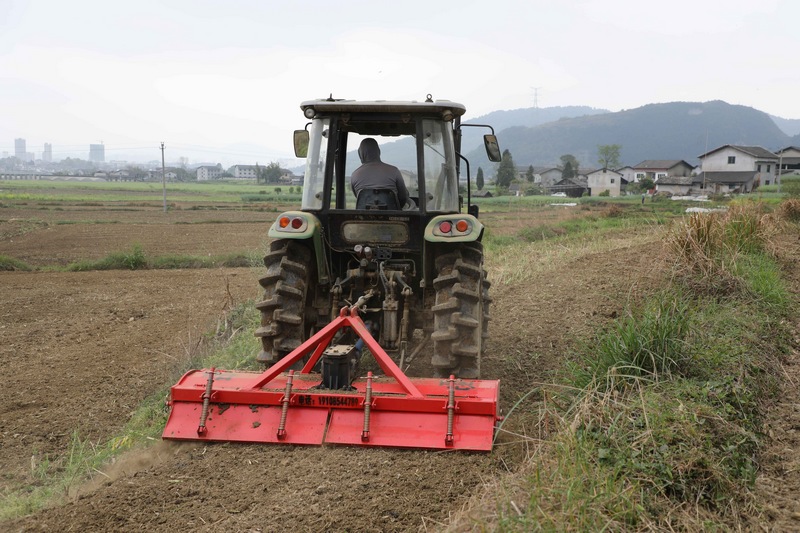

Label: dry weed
[778,198,800,222]
[665,202,778,295]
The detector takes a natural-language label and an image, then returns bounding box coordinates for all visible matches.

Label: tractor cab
[293,96,500,216]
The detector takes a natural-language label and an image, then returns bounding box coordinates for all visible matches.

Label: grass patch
[61,246,256,272]
[473,201,794,530]
[570,295,692,391]
[0,179,303,205]
[0,254,33,271]
[66,244,147,271]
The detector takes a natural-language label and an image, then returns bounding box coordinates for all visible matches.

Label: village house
[696,145,779,194]
[586,168,625,196]
[653,175,699,196]
[549,176,588,198]
[515,166,564,188]
[633,160,694,182]
[776,146,800,172]
[616,165,638,184]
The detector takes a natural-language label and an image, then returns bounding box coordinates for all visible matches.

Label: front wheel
[430,242,491,379]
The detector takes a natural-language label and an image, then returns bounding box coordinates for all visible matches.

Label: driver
[351,138,410,207]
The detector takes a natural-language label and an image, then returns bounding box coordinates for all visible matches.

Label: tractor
[162,96,503,450]
[255,95,501,381]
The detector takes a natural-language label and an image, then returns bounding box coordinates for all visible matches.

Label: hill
[470,100,793,169]
[771,114,800,137]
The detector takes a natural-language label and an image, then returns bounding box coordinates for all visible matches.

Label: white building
[586,168,624,196]
[231,165,259,179]
[196,164,223,181]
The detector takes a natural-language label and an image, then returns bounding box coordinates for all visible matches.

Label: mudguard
[268,211,329,285]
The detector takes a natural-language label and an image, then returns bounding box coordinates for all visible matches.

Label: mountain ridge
[463,100,798,170]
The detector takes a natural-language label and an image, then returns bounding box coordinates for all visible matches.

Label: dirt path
[750,232,800,530]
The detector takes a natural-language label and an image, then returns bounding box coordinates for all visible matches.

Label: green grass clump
[66,244,147,271]
[63,246,254,272]
[0,255,33,271]
[571,296,691,391]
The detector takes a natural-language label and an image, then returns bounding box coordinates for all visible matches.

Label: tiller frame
[163,306,500,451]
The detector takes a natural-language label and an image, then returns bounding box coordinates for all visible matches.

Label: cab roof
[299,97,467,119]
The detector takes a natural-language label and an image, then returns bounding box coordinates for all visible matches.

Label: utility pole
[160,142,167,212]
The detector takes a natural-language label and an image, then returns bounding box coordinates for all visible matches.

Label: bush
[598,190,610,197]
[120,244,147,270]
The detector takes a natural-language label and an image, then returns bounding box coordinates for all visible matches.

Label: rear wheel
[254,240,312,365]
[431,242,490,379]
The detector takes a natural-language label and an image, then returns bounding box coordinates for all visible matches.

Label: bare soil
[0,200,795,531]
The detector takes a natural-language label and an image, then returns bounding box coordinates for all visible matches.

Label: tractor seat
[355,188,400,210]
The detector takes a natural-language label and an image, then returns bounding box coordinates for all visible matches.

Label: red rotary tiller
[163,306,500,451]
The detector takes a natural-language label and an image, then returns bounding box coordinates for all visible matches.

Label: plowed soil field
[0,199,694,531]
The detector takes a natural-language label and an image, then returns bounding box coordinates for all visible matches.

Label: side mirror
[293,130,309,158]
[484,134,501,162]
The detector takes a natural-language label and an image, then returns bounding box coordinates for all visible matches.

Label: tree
[495,149,517,189]
[264,162,283,184]
[525,165,535,182]
[175,167,191,181]
[560,154,579,169]
[476,167,485,191]
[597,144,622,169]
[560,154,579,179]
[638,177,655,192]
[562,161,575,180]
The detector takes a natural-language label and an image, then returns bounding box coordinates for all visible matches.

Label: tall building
[89,143,105,163]
[43,143,52,163]
[14,138,26,160]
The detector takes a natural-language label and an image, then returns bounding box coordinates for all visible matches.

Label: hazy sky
[2,0,798,165]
